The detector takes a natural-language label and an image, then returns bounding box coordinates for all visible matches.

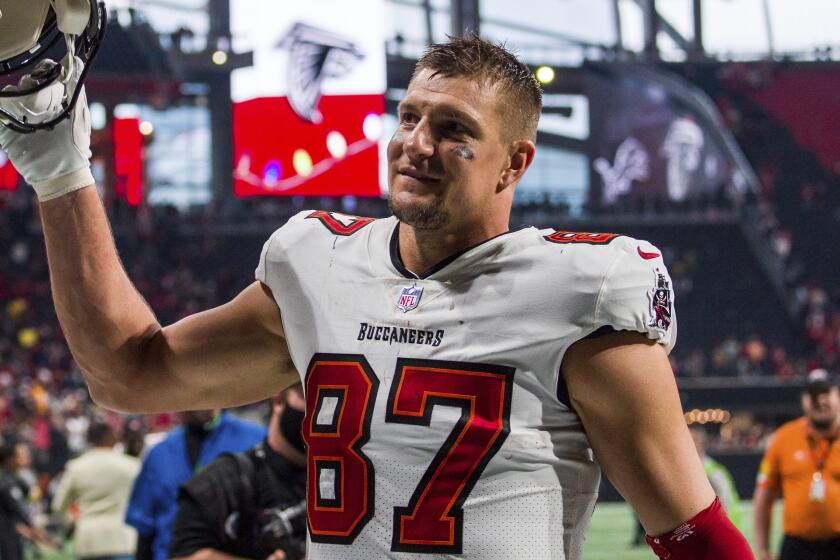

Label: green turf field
[26,501,783,560]
[584,500,783,559]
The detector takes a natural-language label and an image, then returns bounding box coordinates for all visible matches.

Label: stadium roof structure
[100,1,840,66]
[387,0,840,65]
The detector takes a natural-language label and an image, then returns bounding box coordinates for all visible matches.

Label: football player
[0,24,753,560]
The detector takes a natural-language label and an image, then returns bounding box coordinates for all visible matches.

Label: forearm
[41,187,160,407]
[565,333,715,535]
[600,419,715,534]
[15,522,35,540]
[752,487,775,555]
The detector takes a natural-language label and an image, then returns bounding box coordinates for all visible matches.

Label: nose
[404,119,435,162]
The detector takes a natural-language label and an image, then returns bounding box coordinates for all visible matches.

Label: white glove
[0,59,94,202]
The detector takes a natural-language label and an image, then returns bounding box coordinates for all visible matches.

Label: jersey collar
[388,220,527,280]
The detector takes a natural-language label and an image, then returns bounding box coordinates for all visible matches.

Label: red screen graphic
[233,94,383,198]
[113,117,144,206]
[0,149,18,191]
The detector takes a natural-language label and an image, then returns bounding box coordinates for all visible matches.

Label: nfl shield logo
[397,285,423,313]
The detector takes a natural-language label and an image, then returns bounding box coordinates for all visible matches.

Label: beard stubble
[389,192,451,231]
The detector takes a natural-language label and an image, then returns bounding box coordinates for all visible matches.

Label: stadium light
[684,408,732,425]
[293,149,313,177]
[535,65,555,85]
[211,50,229,65]
[89,102,107,130]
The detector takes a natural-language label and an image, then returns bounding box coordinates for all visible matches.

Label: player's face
[802,387,840,431]
[387,70,512,231]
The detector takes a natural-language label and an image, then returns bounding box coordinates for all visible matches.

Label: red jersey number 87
[302,353,515,555]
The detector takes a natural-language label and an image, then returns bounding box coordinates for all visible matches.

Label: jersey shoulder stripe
[543,230,620,245]
[532,227,677,352]
[305,210,377,236]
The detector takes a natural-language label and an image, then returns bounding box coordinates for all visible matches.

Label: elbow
[71,326,167,413]
[85,372,149,414]
[86,378,125,412]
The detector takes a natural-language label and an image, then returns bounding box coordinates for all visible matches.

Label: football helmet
[0,0,105,133]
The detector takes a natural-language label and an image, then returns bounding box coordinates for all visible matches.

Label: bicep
[562,331,714,535]
[98,282,297,413]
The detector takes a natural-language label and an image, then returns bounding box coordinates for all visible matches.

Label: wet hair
[412,33,543,141]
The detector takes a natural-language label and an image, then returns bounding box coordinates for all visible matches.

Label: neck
[398,218,508,276]
[809,416,840,437]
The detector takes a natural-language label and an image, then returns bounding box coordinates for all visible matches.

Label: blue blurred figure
[125,410,265,560]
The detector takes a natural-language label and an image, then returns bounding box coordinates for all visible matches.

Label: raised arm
[563,331,754,559]
[0,89,296,414]
[42,188,295,412]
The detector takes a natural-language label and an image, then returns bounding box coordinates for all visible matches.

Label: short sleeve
[255,211,312,286]
[255,231,276,285]
[756,434,781,493]
[593,241,677,353]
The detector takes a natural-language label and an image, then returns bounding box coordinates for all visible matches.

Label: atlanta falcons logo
[277,23,365,124]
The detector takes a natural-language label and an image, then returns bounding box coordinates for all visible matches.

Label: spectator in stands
[125,411,265,560]
[689,426,743,530]
[169,386,307,560]
[0,440,53,560]
[753,369,840,560]
[52,421,141,560]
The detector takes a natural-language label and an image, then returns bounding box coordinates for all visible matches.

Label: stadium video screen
[0,148,17,190]
[585,70,737,207]
[231,0,386,198]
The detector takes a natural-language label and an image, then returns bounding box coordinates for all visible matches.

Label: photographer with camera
[168,386,307,560]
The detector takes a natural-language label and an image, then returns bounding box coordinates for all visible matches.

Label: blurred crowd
[2,70,840,553]
[0,187,258,541]
[713,71,840,380]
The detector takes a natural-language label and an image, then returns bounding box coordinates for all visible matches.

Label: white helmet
[0,0,105,133]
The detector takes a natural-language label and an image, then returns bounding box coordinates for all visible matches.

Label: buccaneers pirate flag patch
[648,269,673,332]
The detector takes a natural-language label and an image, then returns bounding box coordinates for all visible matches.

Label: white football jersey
[256,211,676,560]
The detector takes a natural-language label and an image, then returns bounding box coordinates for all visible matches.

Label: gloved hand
[0,58,94,202]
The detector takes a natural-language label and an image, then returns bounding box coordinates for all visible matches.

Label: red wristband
[645,497,754,559]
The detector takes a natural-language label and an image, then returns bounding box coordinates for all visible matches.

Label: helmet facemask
[0,0,106,133]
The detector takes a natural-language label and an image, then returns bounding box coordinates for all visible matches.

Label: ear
[497,140,536,193]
